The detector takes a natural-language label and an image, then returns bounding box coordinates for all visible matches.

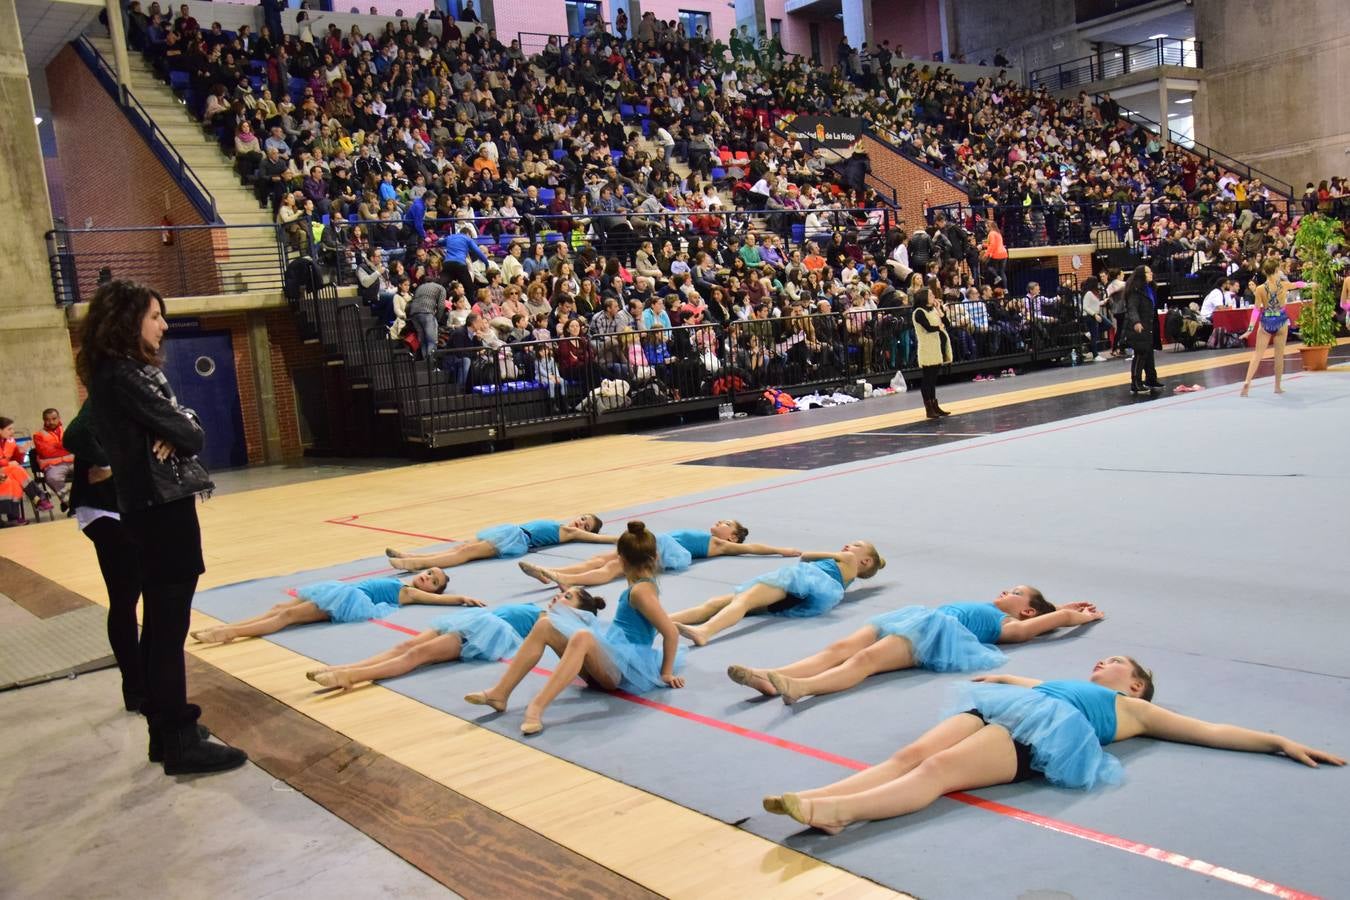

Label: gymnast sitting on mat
[190,570,481,644]
[729,586,1103,704]
[386,514,612,571]
[304,587,606,690]
[518,519,800,587]
[669,541,884,646]
[465,521,685,735]
[763,655,1344,834]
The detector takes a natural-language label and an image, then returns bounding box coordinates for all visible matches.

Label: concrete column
[1157,79,1170,148]
[937,0,951,62]
[103,0,131,91]
[0,0,80,432]
[842,0,872,52]
[246,311,283,463]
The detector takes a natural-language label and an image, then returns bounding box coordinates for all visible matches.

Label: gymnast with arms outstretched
[304,587,606,690]
[763,655,1344,834]
[386,513,612,571]
[190,569,481,644]
[465,521,685,735]
[670,541,884,646]
[519,518,800,587]
[729,585,1103,704]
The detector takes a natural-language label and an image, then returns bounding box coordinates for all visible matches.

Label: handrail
[862,123,971,197]
[1028,37,1201,90]
[73,35,221,223]
[1098,95,1294,198]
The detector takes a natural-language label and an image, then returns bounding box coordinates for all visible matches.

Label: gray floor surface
[188,369,1350,900]
[0,669,457,900]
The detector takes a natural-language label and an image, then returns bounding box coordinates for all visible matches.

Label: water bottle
[719,402,733,420]
[1070,349,1080,366]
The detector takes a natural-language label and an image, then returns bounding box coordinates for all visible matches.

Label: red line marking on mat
[324,514,458,543]
[372,619,421,636]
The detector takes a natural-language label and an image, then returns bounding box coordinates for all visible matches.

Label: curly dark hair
[76,281,165,385]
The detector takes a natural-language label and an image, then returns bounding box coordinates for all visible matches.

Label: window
[564,0,603,36]
[770,18,782,41]
[678,9,710,40]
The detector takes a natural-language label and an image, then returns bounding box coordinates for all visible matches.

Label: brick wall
[46,45,221,301]
[67,309,326,464]
[859,134,969,228]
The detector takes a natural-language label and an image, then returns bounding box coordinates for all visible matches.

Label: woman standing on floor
[1122,265,1162,395]
[78,280,246,776]
[763,656,1343,834]
[913,288,953,418]
[465,521,686,735]
[62,408,146,713]
[1238,258,1295,397]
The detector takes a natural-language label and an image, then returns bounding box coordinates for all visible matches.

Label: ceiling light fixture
[1175,98,1193,104]
[34,116,42,125]
[1148,32,1168,39]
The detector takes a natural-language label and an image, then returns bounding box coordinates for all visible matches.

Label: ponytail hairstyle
[616,520,658,576]
[857,540,885,579]
[573,587,606,613]
[1125,656,1156,701]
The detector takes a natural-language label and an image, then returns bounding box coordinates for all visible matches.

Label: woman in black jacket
[77,281,246,776]
[1122,265,1163,395]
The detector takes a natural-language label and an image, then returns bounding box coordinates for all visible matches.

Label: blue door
[161,329,248,470]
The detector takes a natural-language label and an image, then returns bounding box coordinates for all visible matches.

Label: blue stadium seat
[610,149,623,162]
[618,103,635,117]
[791,224,805,243]
[551,148,567,161]
[710,167,726,181]
[641,119,651,136]
[321,214,331,225]
[635,104,650,116]
[538,187,555,204]
[169,71,189,90]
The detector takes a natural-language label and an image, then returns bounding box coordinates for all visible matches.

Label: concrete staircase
[86,34,280,291]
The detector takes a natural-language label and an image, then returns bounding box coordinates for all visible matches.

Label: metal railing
[863,123,971,194]
[47,222,289,303]
[1029,38,1202,90]
[1101,96,1294,198]
[299,297,1092,450]
[73,35,220,223]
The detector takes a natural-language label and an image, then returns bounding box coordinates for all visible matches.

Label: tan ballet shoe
[464,691,506,713]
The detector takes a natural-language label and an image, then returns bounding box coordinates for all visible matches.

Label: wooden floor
[0,350,1292,899]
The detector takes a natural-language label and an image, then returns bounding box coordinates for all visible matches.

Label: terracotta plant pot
[1299,345,1331,371]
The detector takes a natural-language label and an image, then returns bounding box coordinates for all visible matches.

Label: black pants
[83,515,145,702]
[122,498,205,727]
[1131,345,1157,388]
[920,364,941,406]
[443,260,474,299]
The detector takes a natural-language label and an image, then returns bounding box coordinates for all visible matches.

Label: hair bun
[876,555,888,570]
[593,596,607,611]
[626,521,647,536]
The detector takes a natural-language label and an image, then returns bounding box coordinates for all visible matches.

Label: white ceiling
[17,0,102,113]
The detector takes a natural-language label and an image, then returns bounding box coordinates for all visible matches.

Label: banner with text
[781,115,864,149]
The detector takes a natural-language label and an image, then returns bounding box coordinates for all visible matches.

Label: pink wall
[871,0,941,61]
[494,2,568,46]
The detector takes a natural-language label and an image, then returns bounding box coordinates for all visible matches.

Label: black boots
[149,705,248,775]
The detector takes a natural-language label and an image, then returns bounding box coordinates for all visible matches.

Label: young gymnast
[465,520,685,735]
[385,514,611,570]
[190,569,480,644]
[304,587,606,690]
[763,656,1344,834]
[728,586,1103,704]
[518,519,800,586]
[671,541,884,646]
[1239,258,1298,397]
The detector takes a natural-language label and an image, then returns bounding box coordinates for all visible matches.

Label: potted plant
[1292,213,1346,371]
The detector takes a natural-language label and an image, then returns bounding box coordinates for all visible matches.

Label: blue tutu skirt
[476,523,530,558]
[430,609,524,662]
[1260,311,1289,334]
[737,562,844,618]
[546,606,685,694]
[298,581,400,624]
[656,532,694,573]
[943,683,1124,789]
[868,607,1008,672]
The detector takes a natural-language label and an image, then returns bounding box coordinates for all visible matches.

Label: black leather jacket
[86,358,213,512]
